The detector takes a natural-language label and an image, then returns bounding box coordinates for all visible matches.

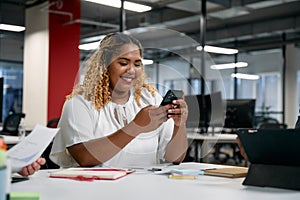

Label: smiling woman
[108,44,143,98]
[50,32,188,169]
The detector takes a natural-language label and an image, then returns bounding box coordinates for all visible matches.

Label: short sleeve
[50,95,98,167]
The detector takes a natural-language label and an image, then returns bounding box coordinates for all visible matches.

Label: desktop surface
[0,134,20,145]
[10,163,300,200]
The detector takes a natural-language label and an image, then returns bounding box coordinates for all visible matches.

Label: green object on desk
[9,192,40,200]
[0,149,6,167]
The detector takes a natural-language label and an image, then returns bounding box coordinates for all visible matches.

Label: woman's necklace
[114,105,128,126]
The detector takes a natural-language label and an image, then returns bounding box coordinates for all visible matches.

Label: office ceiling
[1,0,300,62]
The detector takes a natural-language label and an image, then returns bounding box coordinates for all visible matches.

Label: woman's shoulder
[63,94,93,110]
[140,87,160,97]
[139,87,162,105]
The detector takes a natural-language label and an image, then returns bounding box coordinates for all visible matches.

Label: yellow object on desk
[168,174,196,180]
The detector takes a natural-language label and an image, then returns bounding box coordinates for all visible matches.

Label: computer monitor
[185,95,201,129]
[224,99,256,129]
[185,91,224,130]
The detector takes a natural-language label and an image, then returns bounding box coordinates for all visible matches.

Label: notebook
[49,168,135,181]
[203,167,248,178]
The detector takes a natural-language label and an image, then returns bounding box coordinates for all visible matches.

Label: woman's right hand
[236,136,249,161]
[132,105,169,134]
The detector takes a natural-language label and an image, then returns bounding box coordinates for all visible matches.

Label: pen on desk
[148,168,162,172]
[128,167,163,172]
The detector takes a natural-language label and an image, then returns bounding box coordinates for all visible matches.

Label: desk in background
[0,135,20,145]
[10,163,300,200]
[187,129,237,163]
[1,134,21,150]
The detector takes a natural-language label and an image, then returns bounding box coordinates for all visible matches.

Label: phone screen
[160,90,183,106]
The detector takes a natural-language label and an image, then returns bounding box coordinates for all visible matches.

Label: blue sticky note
[170,169,204,175]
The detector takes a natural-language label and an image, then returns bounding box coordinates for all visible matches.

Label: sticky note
[170,169,202,175]
[169,174,196,180]
[0,150,6,168]
[9,192,40,200]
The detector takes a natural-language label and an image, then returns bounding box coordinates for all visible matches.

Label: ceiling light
[78,41,99,50]
[208,7,249,19]
[79,35,106,50]
[0,24,25,32]
[210,62,248,70]
[142,59,154,65]
[231,73,259,80]
[84,0,152,12]
[196,45,238,54]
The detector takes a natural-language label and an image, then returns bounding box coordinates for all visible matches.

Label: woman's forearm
[67,122,141,167]
[164,125,188,163]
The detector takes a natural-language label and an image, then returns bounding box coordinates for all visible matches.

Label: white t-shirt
[50,88,174,168]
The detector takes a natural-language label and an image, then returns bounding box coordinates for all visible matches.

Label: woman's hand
[132,105,168,134]
[18,157,46,176]
[236,137,249,161]
[167,99,188,127]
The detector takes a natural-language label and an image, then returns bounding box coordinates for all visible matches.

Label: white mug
[0,166,8,200]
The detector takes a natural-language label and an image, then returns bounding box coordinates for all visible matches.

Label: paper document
[7,124,59,172]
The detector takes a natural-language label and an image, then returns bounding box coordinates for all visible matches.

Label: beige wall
[285,44,299,128]
[23,2,49,129]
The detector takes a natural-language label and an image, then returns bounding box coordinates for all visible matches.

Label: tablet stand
[243,163,300,190]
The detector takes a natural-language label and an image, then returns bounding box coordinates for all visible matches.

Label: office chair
[258,123,287,129]
[41,117,60,169]
[0,113,26,136]
[46,117,60,129]
[257,117,287,129]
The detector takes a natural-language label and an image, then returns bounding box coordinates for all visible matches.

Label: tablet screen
[237,129,300,166]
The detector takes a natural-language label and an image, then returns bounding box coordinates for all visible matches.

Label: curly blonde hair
[67,32,157,111]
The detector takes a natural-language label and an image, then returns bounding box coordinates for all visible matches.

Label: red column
[48,0,81,121]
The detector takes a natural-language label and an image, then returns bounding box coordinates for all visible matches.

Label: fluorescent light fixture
[79,41,99,50]
[197,45,238,54]
[210,62,248,70]
[0,24,25,32]
[231,73,259,80]
[79,35,106,50]
[84,0,152,12]
[142,59,154,65]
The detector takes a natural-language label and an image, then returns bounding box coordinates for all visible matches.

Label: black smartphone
[160,90,183,106]
[11,176,29,183]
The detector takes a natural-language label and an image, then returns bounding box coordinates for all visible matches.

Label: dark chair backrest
[41,117,60,169]
[295,116,300,129]
[259,123,287,129]
[1,113,26,136]
[47,117,60,128]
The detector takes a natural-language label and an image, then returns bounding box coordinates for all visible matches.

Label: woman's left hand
[166,99,188,127]
[18,157,46,176]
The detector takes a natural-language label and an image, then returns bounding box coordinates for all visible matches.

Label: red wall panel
[48,0,81,121]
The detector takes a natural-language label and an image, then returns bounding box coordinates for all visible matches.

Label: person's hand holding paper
[7,124,59,173]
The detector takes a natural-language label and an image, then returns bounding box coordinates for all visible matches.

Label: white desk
[187,131,237,162]
[0,135,20,145]
[10,163,300,200]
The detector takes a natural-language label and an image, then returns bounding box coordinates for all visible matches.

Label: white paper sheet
[7,124,59,172]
